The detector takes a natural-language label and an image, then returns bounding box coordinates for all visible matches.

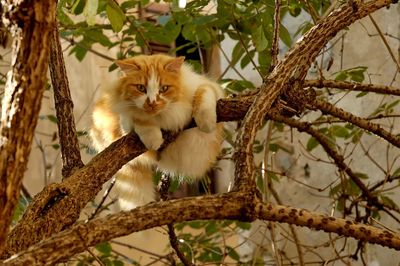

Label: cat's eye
[160,85,170,93]
[136,84,147,93]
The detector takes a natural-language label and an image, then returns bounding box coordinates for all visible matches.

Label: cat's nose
[146,98,157,107]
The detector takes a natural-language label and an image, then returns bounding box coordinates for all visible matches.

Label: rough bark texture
[311,99,400,147]
[0,0,56,254]
[4,192,400,265]
[2,132,147,258]
[49,24,84,178]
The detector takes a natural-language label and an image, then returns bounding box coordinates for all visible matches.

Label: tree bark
[3,191,400,265]
[49,24,84,178]
[0,0,56,254]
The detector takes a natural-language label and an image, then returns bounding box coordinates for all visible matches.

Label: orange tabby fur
[91,54,224,209]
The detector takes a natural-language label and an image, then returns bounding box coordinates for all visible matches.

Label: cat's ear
[165,56,185,72]
[115,59,140,73]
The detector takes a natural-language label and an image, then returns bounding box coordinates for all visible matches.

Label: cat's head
[113,54,185,115]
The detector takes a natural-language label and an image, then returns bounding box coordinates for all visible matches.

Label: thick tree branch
[49,22,84,178]
[0,0,56,254]
[304,79,400,96]
[1,131,147,258]
[3,192,400,265]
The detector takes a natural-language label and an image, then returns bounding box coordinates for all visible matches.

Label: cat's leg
[114,152,157,209]
[157,125,223,178]
[193,85,218,133]
[134,125,164,151]
[120,114,163,150]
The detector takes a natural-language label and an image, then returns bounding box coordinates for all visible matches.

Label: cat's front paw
[194,109,217,133]
[140,130,164,150]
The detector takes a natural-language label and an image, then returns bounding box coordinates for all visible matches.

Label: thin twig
[158,174,194,266]
[85,247,106,266]
[304,79,400,96]
[88,178,116,220]
[368,14,400,72]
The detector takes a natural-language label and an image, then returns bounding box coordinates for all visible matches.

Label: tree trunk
[0,0,56,253]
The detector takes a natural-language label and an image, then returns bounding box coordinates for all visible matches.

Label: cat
[90,54,224,210]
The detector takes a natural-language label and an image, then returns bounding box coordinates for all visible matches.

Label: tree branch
[304,79,400,96]
[49,22,84,178]
[0,0,56,254]
[310,99,400,148]
[3,192,400,265]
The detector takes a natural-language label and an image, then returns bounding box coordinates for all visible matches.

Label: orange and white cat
[91,54,224,210]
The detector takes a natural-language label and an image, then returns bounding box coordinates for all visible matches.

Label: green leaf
[279,23,292,48]
[236,221,251,230]
[51,144,60,150]
[288,2,302,17]
[252,26,268,52]
[356,91,368,98]
[187,221,203,229]
[349,70,365,82]
[106,1,126,32]
[46,114,58,124]
[226,79,255,92]
[84,0,98,26]
[331,125,349,138]
[85,29,112,47]
[95,242,112,255]
[348,179,361,196]
[205,221,218,235]
[71,0,85,15]
[267,171,279,182]
[226,246,240,261]
[231,42,244,66]
[354,172,369,179]
[306,137,319,151]
[57,7,74,26]
[240,49,255,69]
[112,260,124,266]
[12,196,30,225]
[182,24,196,41]
[381,195,398,210]
[386,99,400,110]
[392,167,400,177]
[70,45,88,61]
[335,71,348,81]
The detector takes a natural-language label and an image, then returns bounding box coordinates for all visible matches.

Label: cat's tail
[113,152,156,210]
